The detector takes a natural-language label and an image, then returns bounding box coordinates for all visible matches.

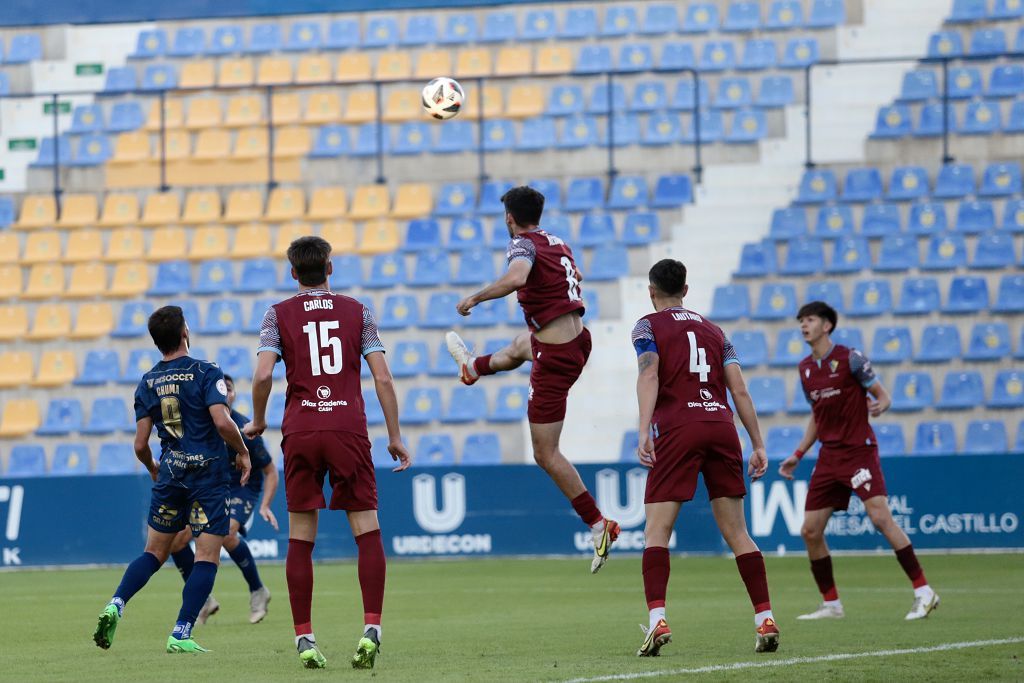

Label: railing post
[605,71,618,190]
[691,70,703,184]
[476,77,489,191]
[266,85,277,190]
[374,81,386,184]
[804,65,815,169]
[50,93,63,217]
[940,58,954,165]
[158,90,169,191]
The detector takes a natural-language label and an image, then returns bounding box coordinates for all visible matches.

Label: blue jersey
[134,356,231,483]
[229,409,273,493]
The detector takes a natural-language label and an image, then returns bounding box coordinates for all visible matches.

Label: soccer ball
[422,77,464,120]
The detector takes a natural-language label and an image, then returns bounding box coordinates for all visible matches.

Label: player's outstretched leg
[94,551,162,649]
[445,331,530,385]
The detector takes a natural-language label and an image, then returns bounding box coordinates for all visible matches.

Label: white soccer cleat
[590,519,621,574]
[445,331,478,385]
[905,591,939,620]
[197,595,220,624]
[796,603,845,620]
[249,586,271,624]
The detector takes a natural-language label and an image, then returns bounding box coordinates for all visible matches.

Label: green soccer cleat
[93,604,120,650]
[298,637,327,669]
[166,636,210,654]
[351,628,380,670]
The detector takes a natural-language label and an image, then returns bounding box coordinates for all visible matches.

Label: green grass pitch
[2,554,1021,681]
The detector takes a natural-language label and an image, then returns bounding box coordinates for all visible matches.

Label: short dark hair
[287,235,332,287]
[648,259,687,297]
[148,305,186,355]
[797,301,838,333]
[500,186,545,227]
[222,374,234,385]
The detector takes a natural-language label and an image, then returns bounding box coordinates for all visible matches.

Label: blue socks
[173,560,218,640]
[111,551,162,615]
[228,539,263,592]
[171,546,195,581]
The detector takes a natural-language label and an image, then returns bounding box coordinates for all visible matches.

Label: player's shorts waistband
[531,326,591,351]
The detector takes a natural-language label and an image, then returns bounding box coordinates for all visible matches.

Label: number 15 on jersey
[303,320,343,376]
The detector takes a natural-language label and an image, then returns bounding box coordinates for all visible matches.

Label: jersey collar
[812,342,836,367]
[295,288,332,297]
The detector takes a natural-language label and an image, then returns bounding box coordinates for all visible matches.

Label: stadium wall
[1,457,1021,568]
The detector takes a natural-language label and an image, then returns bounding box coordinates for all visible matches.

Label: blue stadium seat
[699,40,736,71]
[831,327,864,351]
[325,18,360,50]
[937,371,985,410]
[147,261,190,297]
[972,233,1017,269]
[370,436,395,467]
[629,82,666,113]
[443,385,488,423]
[642,113,683,146]
[478,181,513,216]
[131,29,166,59]
[988,65,1024,98]
[558,115,600,149]
[490,386,529,422]
[75,349,120,386]
[1002,199,1024,232]
[861,204,901,237]
[955,200,995,233]
[399,16,437,46]
[366,254,406,289]
[875,235,919,272]
[891,372,935,412]
[781,238,824,275]
[980,162,1022,197]
[766,0,804,29]
[682,110,725,143]
[435,183,476,217]
[949,68,984,99]
[608,113,641,147]
[948,0,987,22]
[965,322,1011,361]
[887,166,929,200]
[757,75,795,107]
[438,14,478,45]
[405,219,442,252]
[871,326,913,364]
[30,135,72,168]
[82,397,132,435]
[923,234,967,270]
[796,170,837,204]
[641,4,680,35]
[842,168,883,202]
[7,445,46,477]
[969,28,1006,56]
[730,330,768,367]
[393,122,432,156]
[558,7,598,40]
[448,217,486,251]
[895,277,940,315]
[588,245,630,281]
[463,297,507,328]
[522,9,556,41]
[434,120,474,154]
[766,426,803,460]
[401,388,441,425]
[422,292,460,329]
[5,33,41,63]
[70,104,104,134]
[898,70,939,101]
[111,302,152,339]
[749,376,786,415]
[246,24,282,54]
[168,300,201,331]
[753,283,797,320]
[914,103,957,138]
[478,120,513,153]
[206,25,243,55]
[994,275,1024,312]
[201,300,243,335]
[726,109,766,143]
[378,294,419,330]
[528,179,562,213]
[94,442,136,474]
[872,104,912,137]
[565,177,603,212]
[453,248,495,286]
[52,444,90,475]
[618,43,653,72]
[815,204,854,238]
[781,38,818,68]
[409,250,450,289]
[964,421,1008,454]
[960,100,1001,135]
[682,3,720,32]
[139,63,176,91]
[670,79,711,110]
[825,237,868,274]
[849,279,893,317]
[944,275,989,314]
[328,255,362,290]
[608,176,648,210]
[364,17,399,48]
[309,125,349,158]
[215,346,253,380]
[991,369,1024,408]
[390,341,430,379]
[575,45,612,74]
[770,329,806,367]
[712,284,750,321]
[916,325,962,363]
[351,123,391,157]
[189,259,234,295]
[285,22,323,51]
[723,1,761,31]
[927,30,964,58]
[578,213,616,247]
[70,134,112,167]
[809,0,846,26]
[739,39,777,71]
[37,399,84,436]
[619,430,640,462]
[0,197,13,228]
[994,0,1024,17]
[462,433,502,465]
[913,421,956,455]
[908,201,948,234]
[736,241,777,277]
[770,207,808,240]
[623,213,660,245]
[806,280,845,311]
[415,434,456,467]
[934,163,975,198]
[658,42,697,71]
[874,423,907,456]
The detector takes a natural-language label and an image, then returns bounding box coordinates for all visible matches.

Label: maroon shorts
[805,444,887,512]
[645,422,747,504]
[527,327,592,424]
[282,430,377,512]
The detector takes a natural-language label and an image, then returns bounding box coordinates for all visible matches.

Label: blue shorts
[228,485,259,533]
[149,475,231,537]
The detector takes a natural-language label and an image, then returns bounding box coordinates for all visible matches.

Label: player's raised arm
[456,257,532,316]
[133,416,158,481]
[724,363,768,480]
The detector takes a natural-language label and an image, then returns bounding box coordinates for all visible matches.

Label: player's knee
[531,447,558,469]
[801,524,823,543]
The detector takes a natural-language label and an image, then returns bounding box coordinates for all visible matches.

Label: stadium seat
[243,298,276,335]
[453,248,496,286]
[770,207,808,240]
[806,281,845,312]
[739,39,777,71]
[409,249,450,288]
[965,323,1011,361]
[412,434,455,468]
[766,426,803,460]
[972,233,1017,269]
[51,444,91,475]
[711,284,750,321]
[699,41,736,72]
[936,163,977,199]
[131,29,166,58]
[608,176,648,210]
[103,66,136,94]
[192,259,235,295]
[927,30,963,58]
[82,397,132,435]
[490,386,529,422]
[874,423,907,457]
[907,201,947,235]
[0,399,40,437]
[815,205,855,238]
[872,105,912,138]
[875,235,919,272]
[461,433,502,465]
[111,302,152,339]
[201,300,244,335]
[390,341,430,378]
[994,275,1024,313]
[969,28,1007,56]
[621,213,659,245]
[960,100,1001,135]
[766,0,804,29]
[871,326,913,364]
[944,276,989,314]
[30,135,73,169]
[588,245,629,281]
[93,443,135,474]
[37,399,84,436]
[443,385,488,424]
[916,325,962,363]
[652,174,693,207]
[753,283,797,320]
[842,168,883,202]
[891,372,934,412]
[378,294,419,330]
[980,163,1022,197]
[365,253,406,289]
[24,263,65,300]
[948,0,987,22]
[796,170,837,204]
[858,203,900,237]
[988,65,1024,98]
[887,166,929,201]
[140,63,177,91]
[898,70,938,102]
[781,38,818,68]
[401,388,442,425]
[781,238,825,275]
[913,421,956,455]
[724,1,761,31]
[215,346,253,380]
[990,371,1024,409]
[27,304,71,341]
[937,371,985,410]
[618,43,653,73]
[922,234,967,270]
[729,330,768,368]
[558,115,600,149]
[328,254,362,289]
[0,267,22,299]
[682,3,719,32]
[6,445,46,477]
[955,200,996,233]
[31,350,75,388]
[849,279,893,317]
[963,421,1008,455]
[106,227,145,262]
[914,102,958,137]
[895,277,940,315]
[726,109,766,143]
[735,242,776,278]
[657,42,697,72]
[265,394,285,430]
[748,376,786,415]
[576,213,615,247]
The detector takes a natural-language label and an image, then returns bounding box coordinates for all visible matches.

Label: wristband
[793,448,805,461]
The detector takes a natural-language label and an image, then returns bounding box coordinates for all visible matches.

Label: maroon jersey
[798,344,878,449]
[258,290,384,437]
[506,229,585,331]
[631,307,738,435]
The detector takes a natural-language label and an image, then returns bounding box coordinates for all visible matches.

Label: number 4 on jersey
[303,321,343,376]
[687,331,711,382]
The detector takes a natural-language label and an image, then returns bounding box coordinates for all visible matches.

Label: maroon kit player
[444,185,620,573]
[631,259,779,656]
[779,301,939,621]
[244,236,411,670]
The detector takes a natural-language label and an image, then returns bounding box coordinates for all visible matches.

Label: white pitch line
[561,637,1024,683]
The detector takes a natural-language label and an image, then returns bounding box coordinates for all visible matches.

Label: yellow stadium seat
[145,97,184,131]
[70,302,114,339]
[225,95,263,128]
[27,305,71,341]
[455,48,492,78]
[266,187,305,222]
[536,46,573,74]
[164,129,192,161]
[66,262,107,298]
[272,92,301,125]
[343,89,378,124]
[0,352,33,388]
[224,189,264,223]
[22,231,61,265]
[140,192,181,227]
[219,58,255,88]
[257,57,292,85]
[304,92,343,124]
[231,223,272,259]
[192,128,231,161]
[57,193,99,228]
[357,219,400,254]
[383,90,421,122]
[0,306,28,341]
[23,264,64,300]
[0,266,22,298]
[307,186,348,221]
[17,194,55,229]
[0,399,41,436]
[64,229,102,263]
[495,47,533,76]
[505,85,545,118]
[190,225,230,260]
[111,131,151,163]
[109,262,149,298]
[148,227,188,261]
[336,53,372,83]
[414,50,453,80]
[461,86,503,120]
[274,126,311,158]
[181,191,222,225]
[185,98,223,129]
[319,221,356,253]
[376,52,412,81]
[32,350,76,387]
[233,128,269,160]
[98,193,140,227]
[296,55,332,84]
[179,60,216,89]
[349,185,390,220]
[273,222,313,256]
[391,183,433,219]
[0,233,18,264]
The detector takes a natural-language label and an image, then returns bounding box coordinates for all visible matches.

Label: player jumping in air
[632,259,779,656]
[779,301,939,621]
[169,373,278,625]
[244,236,411,670]
[445,185,620,573]
[93,306,251,654]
